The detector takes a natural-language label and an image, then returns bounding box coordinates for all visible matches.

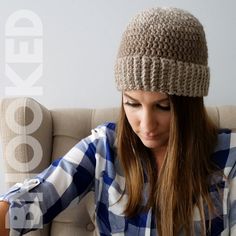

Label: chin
[141,140,163,149]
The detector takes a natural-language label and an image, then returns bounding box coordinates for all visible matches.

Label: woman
[0,7,235,236]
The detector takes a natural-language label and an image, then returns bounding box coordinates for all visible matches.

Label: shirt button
[86,222,95,231]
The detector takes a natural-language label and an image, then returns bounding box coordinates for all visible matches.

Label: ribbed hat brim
[115,56,209,97]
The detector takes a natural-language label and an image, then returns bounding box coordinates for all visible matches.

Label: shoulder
[93,122,116,134]
[59,122,117,169]
[212,128,236,178]
[92,122,116,138]
[85,122,117,147]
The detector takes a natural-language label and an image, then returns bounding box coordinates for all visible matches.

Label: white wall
[0,0,236,194]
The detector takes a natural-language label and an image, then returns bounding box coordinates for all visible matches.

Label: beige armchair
[0,97,236,236]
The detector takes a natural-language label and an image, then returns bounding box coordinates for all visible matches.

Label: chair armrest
[0,97,53,188]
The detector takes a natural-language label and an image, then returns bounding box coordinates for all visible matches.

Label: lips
[141,134,159,140]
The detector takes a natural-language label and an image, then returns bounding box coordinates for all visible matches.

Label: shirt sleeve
[228,133,236,234]
[0,130,98,235]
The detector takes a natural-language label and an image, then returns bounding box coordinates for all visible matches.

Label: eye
[124,102,140,107]
[156,104,170,111]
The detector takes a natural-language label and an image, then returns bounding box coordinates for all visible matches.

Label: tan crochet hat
[114,7,210,97]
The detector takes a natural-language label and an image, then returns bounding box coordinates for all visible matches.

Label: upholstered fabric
[0,97,236,235]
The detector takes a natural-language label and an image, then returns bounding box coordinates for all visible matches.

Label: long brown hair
[116,95,220,235]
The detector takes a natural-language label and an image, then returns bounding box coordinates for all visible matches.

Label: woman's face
[123,90,171,154]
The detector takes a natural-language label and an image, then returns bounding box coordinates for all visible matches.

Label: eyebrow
[123,92,169,103]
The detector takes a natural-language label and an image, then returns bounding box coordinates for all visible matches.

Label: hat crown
[118,7,208,65]
[115,7,210,97]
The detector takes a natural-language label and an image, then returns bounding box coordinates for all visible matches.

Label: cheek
[163,114,171,130]
[158,113,171,130]
[124,109,140,129]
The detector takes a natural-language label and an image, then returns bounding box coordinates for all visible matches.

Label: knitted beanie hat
[114,7,209,97]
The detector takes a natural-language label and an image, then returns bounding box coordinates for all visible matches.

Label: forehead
[123,90,169,101]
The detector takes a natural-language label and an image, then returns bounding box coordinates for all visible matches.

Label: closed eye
[156,104,170,111]
[124,102,140,107]
[124,102,170,111]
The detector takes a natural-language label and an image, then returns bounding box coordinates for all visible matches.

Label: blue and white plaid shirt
[1,122,236,235]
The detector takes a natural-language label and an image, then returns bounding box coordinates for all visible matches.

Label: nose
[140,108,157,134]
